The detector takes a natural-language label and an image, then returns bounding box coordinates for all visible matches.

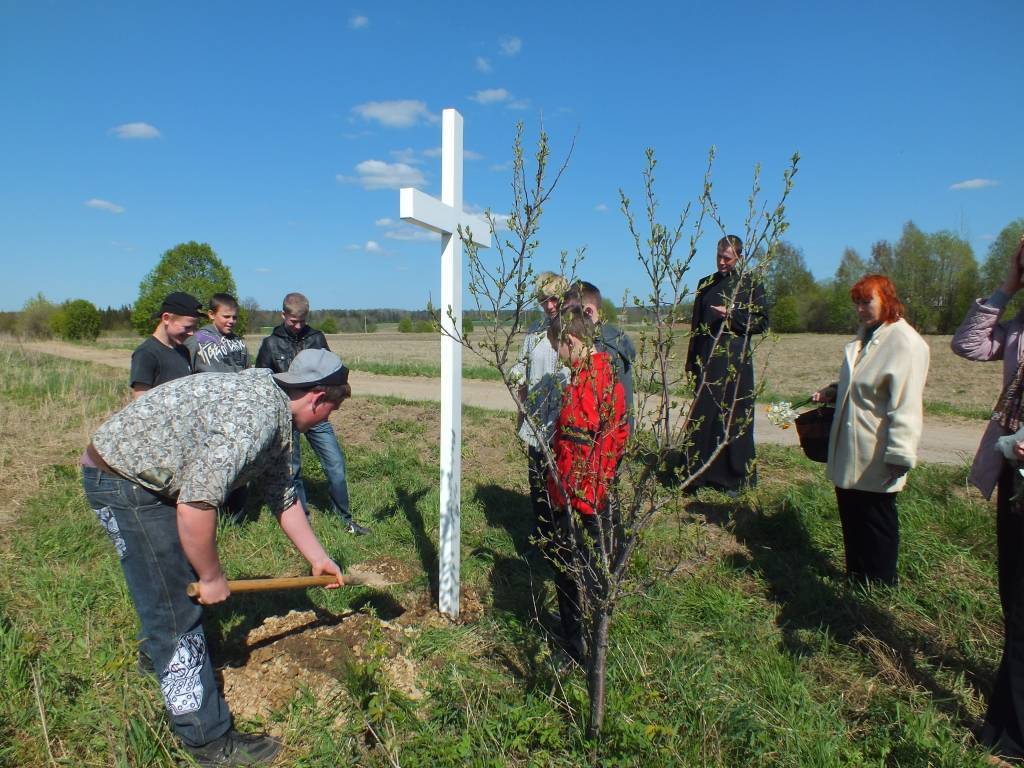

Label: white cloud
[337,159,426,190]
[349,14,369,29]
[471,88,510,105]
[499,36,522,56]
[490,161,512,172]
[352,100,437,128]
[384,226,440,242]
[467,88,528,110]
[111,122,161,139]
[390,147,420,164]
[949,178,999,191]
[466,204,510,231]
[595,203,609,212]
[981,233,996,241]
[345,241,390,254]
[85,198,125,214]
[422,146,482,160]
[475,56,492,73]
[376,217,441,241]
[255,267,271,273]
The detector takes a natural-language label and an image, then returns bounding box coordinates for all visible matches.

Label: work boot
[345,520,370,536]
[182,729,281,767]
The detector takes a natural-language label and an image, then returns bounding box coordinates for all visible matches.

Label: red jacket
[547,351,630,516]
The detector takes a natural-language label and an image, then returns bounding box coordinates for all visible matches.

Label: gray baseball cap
[272,349,349,388]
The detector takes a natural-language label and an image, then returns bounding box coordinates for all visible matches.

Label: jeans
[81,467,231,748]
[292,420,351,523]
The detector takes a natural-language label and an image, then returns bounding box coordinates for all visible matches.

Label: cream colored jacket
[826,319,930,493]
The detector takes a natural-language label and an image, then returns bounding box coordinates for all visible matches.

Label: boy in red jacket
[546,305,630,660]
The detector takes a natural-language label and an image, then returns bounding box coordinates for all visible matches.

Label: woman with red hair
[952,235,1024,766]
[812,274,930,585]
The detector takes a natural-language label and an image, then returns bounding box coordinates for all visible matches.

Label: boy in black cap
[130,291,204,399]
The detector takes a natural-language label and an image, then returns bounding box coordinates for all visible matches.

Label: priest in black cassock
[683,235,769,494]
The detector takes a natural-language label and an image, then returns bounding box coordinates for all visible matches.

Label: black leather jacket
[255,324,330,374]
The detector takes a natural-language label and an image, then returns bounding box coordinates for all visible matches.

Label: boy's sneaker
[345,520,370,536]
[183,729,281,767]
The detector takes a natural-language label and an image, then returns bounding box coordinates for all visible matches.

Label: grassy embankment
[0,346,1005,766]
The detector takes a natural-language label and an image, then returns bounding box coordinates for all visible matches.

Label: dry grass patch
[0,343,128,526]
[754,332,1001,416]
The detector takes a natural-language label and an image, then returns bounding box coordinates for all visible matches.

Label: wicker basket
[794,406,834,463]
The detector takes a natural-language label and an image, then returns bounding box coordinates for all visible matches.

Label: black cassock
[683,269,769,490]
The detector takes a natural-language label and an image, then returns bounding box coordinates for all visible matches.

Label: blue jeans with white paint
[292,420,351,522]
[81,467,231,748]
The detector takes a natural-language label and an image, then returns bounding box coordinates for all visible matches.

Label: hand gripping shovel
[186,568,392,599]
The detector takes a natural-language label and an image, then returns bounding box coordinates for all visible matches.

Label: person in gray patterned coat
[80,349,349,766]
[510,272,570,548]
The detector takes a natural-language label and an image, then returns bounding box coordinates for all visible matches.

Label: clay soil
[219,555,484,729]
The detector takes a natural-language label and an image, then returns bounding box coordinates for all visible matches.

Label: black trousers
[527,447,557,547]
[980,465,1024,761]
[834,486,900,586]
[551,511,602,660]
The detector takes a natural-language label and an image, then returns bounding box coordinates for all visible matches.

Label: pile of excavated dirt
[218,557,483,729]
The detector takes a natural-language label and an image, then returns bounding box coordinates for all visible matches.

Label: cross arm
[400,188,491,248]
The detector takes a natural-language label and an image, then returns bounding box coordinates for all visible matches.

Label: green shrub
[772,295,803,333]
[398,317,413,333]
[16,293,56,339]
[320,316,338,334]
[50,299,102,341]
[601,298,618,323]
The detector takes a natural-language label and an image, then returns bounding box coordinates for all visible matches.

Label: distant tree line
[767,218,1024,334]
[4,220,1020,340]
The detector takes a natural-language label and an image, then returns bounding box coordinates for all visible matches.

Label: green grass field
[0,348,1005,766]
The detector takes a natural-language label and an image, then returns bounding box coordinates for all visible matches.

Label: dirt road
[21,340,980,467]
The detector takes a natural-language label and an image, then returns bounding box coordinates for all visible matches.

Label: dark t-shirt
[130,336,192,389]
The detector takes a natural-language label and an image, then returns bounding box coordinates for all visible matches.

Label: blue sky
[1,1,1021,312]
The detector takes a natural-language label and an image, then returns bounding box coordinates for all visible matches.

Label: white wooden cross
[399,108,491,618]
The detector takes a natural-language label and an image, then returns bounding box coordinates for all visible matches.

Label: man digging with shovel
[81,349,350,766]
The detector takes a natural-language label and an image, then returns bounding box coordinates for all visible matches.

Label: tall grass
[0,347,1003,766]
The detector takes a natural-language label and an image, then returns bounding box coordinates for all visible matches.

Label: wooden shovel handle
[186,573,369,598]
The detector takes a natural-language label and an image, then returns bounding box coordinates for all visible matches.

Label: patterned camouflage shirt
[91,368,296,512]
